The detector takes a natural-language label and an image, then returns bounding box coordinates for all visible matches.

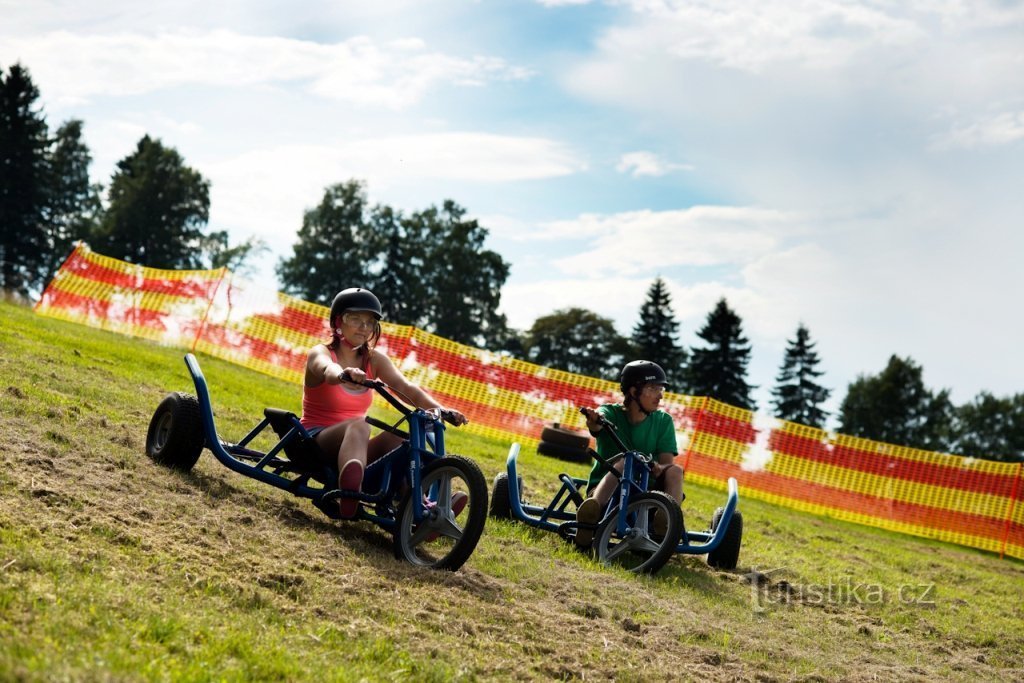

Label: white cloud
[930,109,1024,150]
[616,151,693,177]
[203,132,586,243]
[1,29,530,109]
[604,0,927,73]
[538,206,809,275]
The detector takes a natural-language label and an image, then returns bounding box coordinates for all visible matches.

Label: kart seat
[263,408,331,482]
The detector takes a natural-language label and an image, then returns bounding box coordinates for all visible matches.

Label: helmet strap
[628,385,653,417]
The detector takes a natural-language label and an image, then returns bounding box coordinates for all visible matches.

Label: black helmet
[620,360,669,395]
[329,288,383,327]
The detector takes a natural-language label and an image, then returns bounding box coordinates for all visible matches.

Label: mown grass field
[2,298,1023,682]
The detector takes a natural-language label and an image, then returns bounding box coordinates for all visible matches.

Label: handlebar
[341,373,465,426]
[578,407,654,466]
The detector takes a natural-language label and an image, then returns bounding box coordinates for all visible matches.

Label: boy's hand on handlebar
[579,406,603,433]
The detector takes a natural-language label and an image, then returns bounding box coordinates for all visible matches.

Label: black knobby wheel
[536,440,591,463]
[489,472,519,520]
[145,392,205,472]
[593,490,682,575]
[706,507,743,570]
[540,425,591,450]
[393,455,488,571]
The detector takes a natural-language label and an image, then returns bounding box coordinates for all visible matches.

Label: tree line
[3,62,1021,462]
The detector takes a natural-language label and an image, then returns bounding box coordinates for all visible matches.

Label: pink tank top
[300,346,375,429]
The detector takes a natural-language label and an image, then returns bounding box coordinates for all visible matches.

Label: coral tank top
[300,346,375,429]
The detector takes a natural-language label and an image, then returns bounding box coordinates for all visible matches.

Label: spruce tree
[688,298,756,410]
[43,119,102,284]
[771,324,831,428]
[0,63,50,295]
[631,277,688,389]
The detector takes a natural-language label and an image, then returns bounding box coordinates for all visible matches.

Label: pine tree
[771,324,831,428]
[631,277,688,389]
[42,119,102,284]
[688,298,756,410]
[0,63,50,295]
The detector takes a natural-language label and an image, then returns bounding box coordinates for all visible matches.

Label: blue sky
[4,0,1023,426]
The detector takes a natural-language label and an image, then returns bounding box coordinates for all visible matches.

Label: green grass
[2,298,1023,681]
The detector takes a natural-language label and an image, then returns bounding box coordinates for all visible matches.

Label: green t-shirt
[586,404,678,491]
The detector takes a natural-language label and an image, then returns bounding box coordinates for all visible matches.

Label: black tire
[146,392,205,472]
[593,491,682,575]
[489,472,523,520]
[536,440,591,464]
[540,425,591,450]
[393,455,488,571]
[707,507,743,570]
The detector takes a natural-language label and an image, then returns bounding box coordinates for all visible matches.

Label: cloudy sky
[4,0,1022,424]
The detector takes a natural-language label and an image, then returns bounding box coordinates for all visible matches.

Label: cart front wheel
[393,455,487,571]
[706,507,743,570]
[594,491,682,575]
[145,392,204,472]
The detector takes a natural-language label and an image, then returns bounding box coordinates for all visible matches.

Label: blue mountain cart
[490,410,742,574]
[145,353,487,571]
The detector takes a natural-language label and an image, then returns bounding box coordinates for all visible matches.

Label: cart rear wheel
[146,392,204,472]
[594,491,682,575]
[707,507,743,570]
[488,472,522,520]
[393,456,487,571]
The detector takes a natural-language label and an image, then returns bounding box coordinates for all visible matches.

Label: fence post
[192,267,229,353]
[683,395,709,473]
[999,461,1023,560]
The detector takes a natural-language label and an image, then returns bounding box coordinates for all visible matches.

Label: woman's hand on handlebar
[339,367,367,385]
[440,407,469,427]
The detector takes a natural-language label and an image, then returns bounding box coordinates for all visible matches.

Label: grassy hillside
[2,298,1023,682]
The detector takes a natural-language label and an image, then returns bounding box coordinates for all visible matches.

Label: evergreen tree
[42,119,102,283]
[276,180,375,305]
[523,308,629,378]
[838,355,953,451]
[771,324,831,428]
[688,298,756,410]
[94,135,210,269]
[0,63,49,295]
[631,277,688,389]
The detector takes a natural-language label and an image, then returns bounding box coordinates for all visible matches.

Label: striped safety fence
[35,243,1024,560]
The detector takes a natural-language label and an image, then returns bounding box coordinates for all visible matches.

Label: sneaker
[425,491,469,542]
[337,460,364,519]
[574,497,601,549]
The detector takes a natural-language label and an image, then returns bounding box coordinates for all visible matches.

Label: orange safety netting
[36,243,1024,560]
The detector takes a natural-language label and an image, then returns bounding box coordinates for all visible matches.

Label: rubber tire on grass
[706,507,743,570]
[146,392,205,472]
[489,472,524,519]
[536,440,591,464]
[593,491,682,575]
[393,455,488,571]
[540,425,591,450]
